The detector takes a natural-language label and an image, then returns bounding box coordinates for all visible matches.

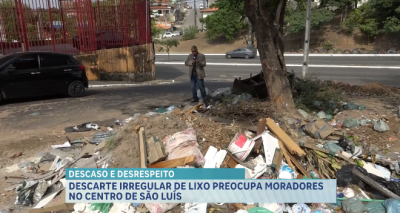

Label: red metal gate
[0,0,151,55]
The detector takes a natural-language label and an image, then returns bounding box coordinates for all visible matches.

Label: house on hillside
[200,7,218,30]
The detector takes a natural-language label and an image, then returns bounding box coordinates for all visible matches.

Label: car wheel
[226,54,231,59]
[68,81,85,97]
[0,91,3,104]
[245,55,250,59]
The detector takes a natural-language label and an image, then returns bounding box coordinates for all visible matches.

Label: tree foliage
[284,6,334,34]
[154,39,179,60]
[182,26,198,41]
[342,0,400,39]
[200,0,248,41]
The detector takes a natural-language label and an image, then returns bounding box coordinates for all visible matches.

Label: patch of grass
[105,136,116,150]
[291,74,344,112]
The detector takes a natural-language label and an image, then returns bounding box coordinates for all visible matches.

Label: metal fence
[0,0,151,55]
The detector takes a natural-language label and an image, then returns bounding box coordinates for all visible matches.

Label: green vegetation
[284,6,334,34]
[182,26,198,41]
[154,39,180,61]
[200,0,247,41]
[342,0,400,43]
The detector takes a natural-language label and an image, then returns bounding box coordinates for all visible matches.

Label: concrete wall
[74,43,155,82]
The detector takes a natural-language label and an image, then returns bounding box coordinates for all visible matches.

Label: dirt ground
[156,15,400,54]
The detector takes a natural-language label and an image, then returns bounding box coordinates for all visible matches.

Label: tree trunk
[244,0,296,113]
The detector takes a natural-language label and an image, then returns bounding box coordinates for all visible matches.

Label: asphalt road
[155,64,400,87]
[155,55,400,67]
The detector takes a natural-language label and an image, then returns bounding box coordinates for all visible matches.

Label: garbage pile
[2,85,400,213]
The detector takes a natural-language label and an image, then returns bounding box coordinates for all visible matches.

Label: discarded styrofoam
[204,146,218,167]
[184,203,207,213]
[214,150,227,168]
[251,155,268,179]
[261,132,279,165]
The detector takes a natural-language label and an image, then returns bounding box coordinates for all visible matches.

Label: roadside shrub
[182,26,198,41]
[321,40,335,51]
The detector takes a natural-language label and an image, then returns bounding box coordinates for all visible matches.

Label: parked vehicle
[163,32,173,38]
[226,47,257,59]
[199,4,204,9]
[0,52,88,103]
[72,30,139,51]
[171,31,180,37]
[177,30,183,35]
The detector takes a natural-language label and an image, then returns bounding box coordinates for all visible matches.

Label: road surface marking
[155,62,400,69]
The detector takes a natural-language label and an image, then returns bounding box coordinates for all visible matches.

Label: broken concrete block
[147,136,167,164]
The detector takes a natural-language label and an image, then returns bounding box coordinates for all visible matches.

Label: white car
[163,32,173,38]
[171,32,180,36]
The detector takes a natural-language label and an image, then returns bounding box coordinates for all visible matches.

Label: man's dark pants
[191,72,206,101]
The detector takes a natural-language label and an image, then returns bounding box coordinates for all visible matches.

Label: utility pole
[301,0,312,79]
[193,0,197,28]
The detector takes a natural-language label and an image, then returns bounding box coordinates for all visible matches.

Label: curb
[156,53,400,57]
[89,81,175,88]
[155,62,400,69]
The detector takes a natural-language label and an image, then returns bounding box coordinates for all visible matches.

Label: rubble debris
[303,118,335,139]
[32,181,49,203]
[298,109,309,119]
[351,166,400,198]
[163,128,205,166]
[148,156,195,168]
[265,118,306,156]
[147,136,167,165]
[15,180,39,206]
[65,122,100,132]
[261,132,279,165]
[90,132,116,144]
[138,127,147,168]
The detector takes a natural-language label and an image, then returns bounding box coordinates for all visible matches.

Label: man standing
[185,45,207,102]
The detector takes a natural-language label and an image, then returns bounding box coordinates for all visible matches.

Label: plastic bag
[364,201,385,213]
[211,87,231,97]
[33,181,48,203]
[298,109,309,119]
[144,203,179,213]
[383,199,400,213]
[248,207,273,213]
[323,142,344,153]
[316,111,327,119]
[163,128,205,166]
[343,118,360,128]
[373,120,390,132]
[344,102,358,110]
[341,198,365,213]
[90,203,112,213]
[15,180,39,206]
